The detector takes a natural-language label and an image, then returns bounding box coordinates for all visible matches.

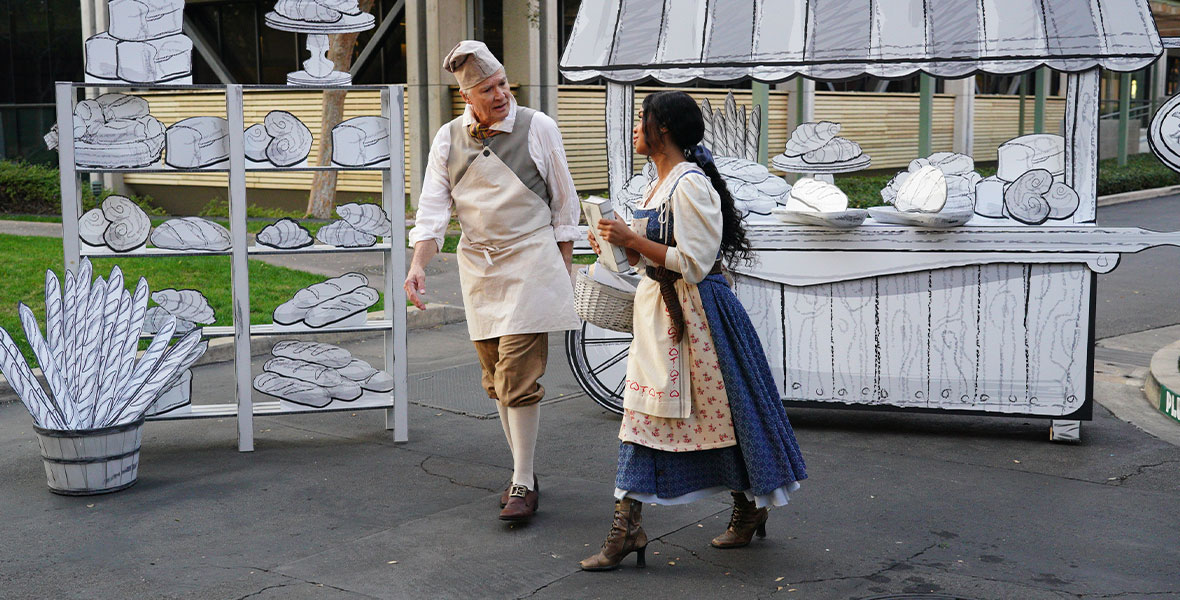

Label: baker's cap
[443,40,504,90]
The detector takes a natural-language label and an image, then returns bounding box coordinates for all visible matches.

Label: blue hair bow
[689,144,715,167]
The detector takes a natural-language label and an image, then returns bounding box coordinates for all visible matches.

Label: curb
[1096,185,1180,207]
[1144,339,1180,424]
[192,304,466,366]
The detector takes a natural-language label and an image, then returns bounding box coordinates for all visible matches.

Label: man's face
[462,70,511,125]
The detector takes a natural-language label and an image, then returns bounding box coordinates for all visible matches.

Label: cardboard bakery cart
[559,0,1180,440]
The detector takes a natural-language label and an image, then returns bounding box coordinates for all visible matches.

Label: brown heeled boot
[710,491,769,549]
[579,498,648,571]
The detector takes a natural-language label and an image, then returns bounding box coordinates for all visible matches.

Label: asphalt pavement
[0,198,1177,599]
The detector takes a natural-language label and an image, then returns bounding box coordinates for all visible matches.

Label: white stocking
[496,402,513,452]
[506,403,540,489]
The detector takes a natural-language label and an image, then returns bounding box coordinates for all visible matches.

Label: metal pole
[385,85,408,442]
[752,81,770,165]
[1118,71,1131,166]
[226,84,253,452]
[1034,67,1048,133]
[56,83,80,275]
[918,73,933,157]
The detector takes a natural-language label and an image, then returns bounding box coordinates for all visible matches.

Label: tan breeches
[472,333,548,407]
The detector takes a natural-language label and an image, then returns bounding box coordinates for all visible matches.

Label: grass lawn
[0,234,370,366]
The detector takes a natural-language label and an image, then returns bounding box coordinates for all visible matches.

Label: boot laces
[729,500,755,529]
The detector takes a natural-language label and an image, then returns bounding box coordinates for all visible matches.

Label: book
[581,196,630,273]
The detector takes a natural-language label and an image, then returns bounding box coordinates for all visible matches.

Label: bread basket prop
[0,258,206,494]
[577,196,638,332]
[574,264,637,333]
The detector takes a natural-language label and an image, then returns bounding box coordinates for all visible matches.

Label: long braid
[639,90,756,341]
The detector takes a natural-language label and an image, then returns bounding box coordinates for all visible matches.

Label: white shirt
[408,98,581,250]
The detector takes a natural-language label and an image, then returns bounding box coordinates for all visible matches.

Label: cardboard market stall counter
[559,0,1179,440]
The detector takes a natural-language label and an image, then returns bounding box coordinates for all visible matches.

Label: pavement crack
[232,583,292,600]
[658,538,750,577]
[211,565,379,599]
[1104,459,1180,485]
[514,571,579,599]
[769,542,940,591]
[418,455,499,492]
[1077,591,1180,598]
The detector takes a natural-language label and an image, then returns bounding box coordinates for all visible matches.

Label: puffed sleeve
[663,172,722,284]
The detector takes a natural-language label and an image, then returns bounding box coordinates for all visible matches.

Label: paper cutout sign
[264,0,376,86]
[85,0,194,85]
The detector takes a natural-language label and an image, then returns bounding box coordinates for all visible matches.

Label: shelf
[82,247,232,258]
[147,391,394,420]
[69,82,228,91]
[196,319,393,338]
[245,164,391,172]
[67,83,393,92]
[80,243,392,257]
[75,166,228,174]
[57,81,408,448]
[248,243,393,255]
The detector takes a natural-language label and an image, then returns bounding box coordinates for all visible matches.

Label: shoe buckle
[508,484,529,498]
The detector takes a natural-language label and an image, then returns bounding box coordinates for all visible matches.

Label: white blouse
[639,161,723,282]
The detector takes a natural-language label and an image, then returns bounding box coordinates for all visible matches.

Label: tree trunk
[306,0,377,218]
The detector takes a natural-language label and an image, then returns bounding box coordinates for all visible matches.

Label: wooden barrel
[32,420,143,495]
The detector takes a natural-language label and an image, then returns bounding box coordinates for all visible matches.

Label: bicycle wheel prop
[565,321,632,415]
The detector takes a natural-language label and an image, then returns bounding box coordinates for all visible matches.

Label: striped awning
[559,0,1163,83]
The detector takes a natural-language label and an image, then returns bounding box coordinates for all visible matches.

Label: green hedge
[1095,153,1180,196]
[0,160,166,216]
[0,161,61,214]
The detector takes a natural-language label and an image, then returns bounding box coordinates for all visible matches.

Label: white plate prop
[771,154,872,174]
[771,208,867,229]
[867,206,973,228]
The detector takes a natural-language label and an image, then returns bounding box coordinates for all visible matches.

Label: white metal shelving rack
[55,82,408,452]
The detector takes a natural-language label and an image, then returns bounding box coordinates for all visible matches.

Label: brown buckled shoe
[500,475,537,509]
[499,481,539,522]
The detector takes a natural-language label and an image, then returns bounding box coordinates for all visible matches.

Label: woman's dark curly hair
[641,90,753,268]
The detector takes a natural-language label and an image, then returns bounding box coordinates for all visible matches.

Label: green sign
[1160,384,1180,424]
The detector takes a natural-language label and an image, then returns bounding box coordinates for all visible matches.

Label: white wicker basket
[574,267,635,333]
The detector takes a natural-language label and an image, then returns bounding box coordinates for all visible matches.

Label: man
[405,40,580,523]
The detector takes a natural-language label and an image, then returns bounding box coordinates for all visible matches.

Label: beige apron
[450,148,580,341]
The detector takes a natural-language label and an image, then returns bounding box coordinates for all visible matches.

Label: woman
[580,91,807,571]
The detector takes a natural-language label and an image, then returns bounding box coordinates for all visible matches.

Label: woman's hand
[597,215,638,249]
[586,227,602,255]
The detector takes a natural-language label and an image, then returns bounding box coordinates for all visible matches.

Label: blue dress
[614,169,807,507]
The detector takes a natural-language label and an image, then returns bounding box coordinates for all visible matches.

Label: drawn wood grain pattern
[877,267,927,407]
[1025,264,1088,415]
[732,274,786,395]
[1064,69,1099,224]
[928,266,978,410]
[828,277,875,404]
[976,263,1026,412]
[781,277,832,401]
[751,260,1090,416]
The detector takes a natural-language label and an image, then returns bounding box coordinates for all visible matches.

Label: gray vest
[445,107,550,203]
